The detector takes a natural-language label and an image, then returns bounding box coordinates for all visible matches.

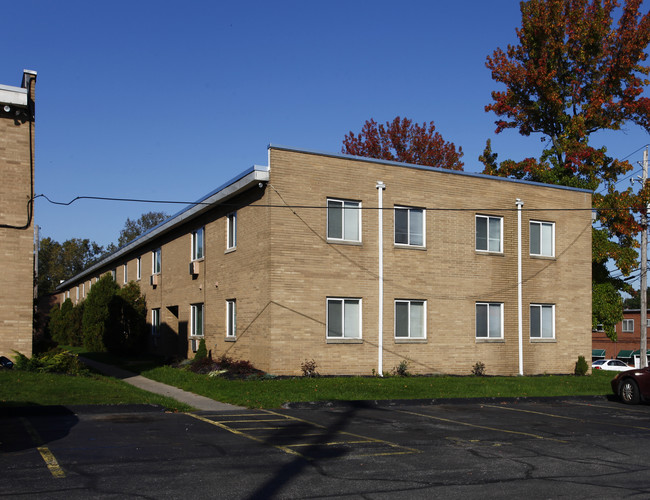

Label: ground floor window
[395,300,426,339]
[327,298,361,339]
[151,308,160,346]
[530,304,554,339]
[476,302,503,339]
[226,299,236,338]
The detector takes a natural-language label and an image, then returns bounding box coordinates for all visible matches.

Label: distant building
[57,145,592,376]
[0,70,37,359]
[593,310,650,364]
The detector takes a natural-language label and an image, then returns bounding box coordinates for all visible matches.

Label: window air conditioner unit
[150,274,159,286]
[190,338,199,353]
[189,261,199,275]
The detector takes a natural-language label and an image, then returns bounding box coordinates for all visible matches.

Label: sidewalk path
[80,357,244,411]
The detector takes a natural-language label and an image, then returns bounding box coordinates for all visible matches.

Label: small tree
[104,281,148,355]
[82,274,120,352]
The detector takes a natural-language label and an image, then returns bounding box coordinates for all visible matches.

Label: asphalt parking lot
[2,397,650,499]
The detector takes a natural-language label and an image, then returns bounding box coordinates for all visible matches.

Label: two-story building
[56,145,592,376]
[0,70,37,359]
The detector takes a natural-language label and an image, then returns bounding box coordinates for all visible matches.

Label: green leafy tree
[482,0,650,340]
[108,211,168,252]
[38,237,104,296]
[105,281,147,355]
[342,117,464,170]
[82,274,120,352]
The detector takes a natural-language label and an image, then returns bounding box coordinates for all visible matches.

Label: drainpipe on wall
[516,198,524,376]
[377,181,386,376]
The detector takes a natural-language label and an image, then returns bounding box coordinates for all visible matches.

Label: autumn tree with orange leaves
[342,117,464,170]
[481,0,650,339]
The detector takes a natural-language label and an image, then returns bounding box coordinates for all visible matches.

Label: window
[111,269,116,281]
[622,319,634,333]
[227,212,237,249]
[191,303,204,337]
[151,309,160,346]
[152,248,161,274]
[530,304,555,339]
[395,300,426,339]
[82,283,85,298]
[327,298,361,339]
[123,263,128,284]
[327,199,361,242]
[476,302,503,339]
[395,207,424,246]
[192,228,204,260]
[594,324,604,332]
[530,221,554,257]
[226,300,236,338]
[476,215,502,252]
[136,257,141,280]
[76,287,79,301]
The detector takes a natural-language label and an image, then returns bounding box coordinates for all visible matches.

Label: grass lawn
[140,365,616,408]
[0,370,193,411]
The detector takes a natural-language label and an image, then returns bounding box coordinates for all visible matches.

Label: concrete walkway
[80,357,244,412]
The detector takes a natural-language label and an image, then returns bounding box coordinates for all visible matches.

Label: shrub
[392,360,410,377]
[13,348,88,376]
[472,361,486,376]
[300,359,318,377]
[575,355,589,376]
[194,338,208,361]
[82,275,120,352]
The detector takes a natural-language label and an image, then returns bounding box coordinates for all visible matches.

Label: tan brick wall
[0,78,35,359]
[57,147,591,376]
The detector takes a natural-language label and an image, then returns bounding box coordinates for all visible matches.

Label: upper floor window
[123,263,128,284]
[111,269,116,281]
[327,298,361,339]
[395,207,424,247]
[136,257,141,280]
[530,221,554,257]
[227,212,237,250]
[192,227,204,260]
[530,304,555,339]
[395,300,426,339]
[476,302,503,339]
[622,319,634,333]
[152,248,162,274]
[327,199,361,242]
[476,215,502,253]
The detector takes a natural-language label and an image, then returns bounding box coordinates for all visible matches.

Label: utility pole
[641,148,648,369]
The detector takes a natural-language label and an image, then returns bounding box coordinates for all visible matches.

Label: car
[592,359,632,372]
[0,355,13,369]
[611,367,650,404]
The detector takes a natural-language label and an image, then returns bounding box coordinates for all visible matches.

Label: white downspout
[516,198,524,376]
[377,181,386,376]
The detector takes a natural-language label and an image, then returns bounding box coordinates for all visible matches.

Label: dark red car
[611,367,650,404]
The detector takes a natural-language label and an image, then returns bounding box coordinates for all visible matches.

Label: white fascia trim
[57,166,270,290]
[0,85,27,106]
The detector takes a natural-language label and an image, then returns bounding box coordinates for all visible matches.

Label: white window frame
[326,298,362,339]
[190,303,204,338]
[530,220,555,257]
[226,299,236,338]
[476,215,503,253]
[76,286,79,302]
[82,283,85,298]
[152,248,161,274]
[622,319,634,333]
[530,304,555,339]
[111,269,116,281]
[136,257,141,280]
[151,308,161,346]
[394,300,426,339]
[227,212,237,250]
[476,302,504,339]
[394,206,425,247]
[192,227,204,261]
[123,263,128,284]
[327,198,361,242]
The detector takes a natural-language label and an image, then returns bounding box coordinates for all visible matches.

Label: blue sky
[2,1,649,248]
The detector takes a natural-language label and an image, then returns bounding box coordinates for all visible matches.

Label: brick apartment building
[57,145,592,376]
[0,70,37,359]
[593,310,650,364]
